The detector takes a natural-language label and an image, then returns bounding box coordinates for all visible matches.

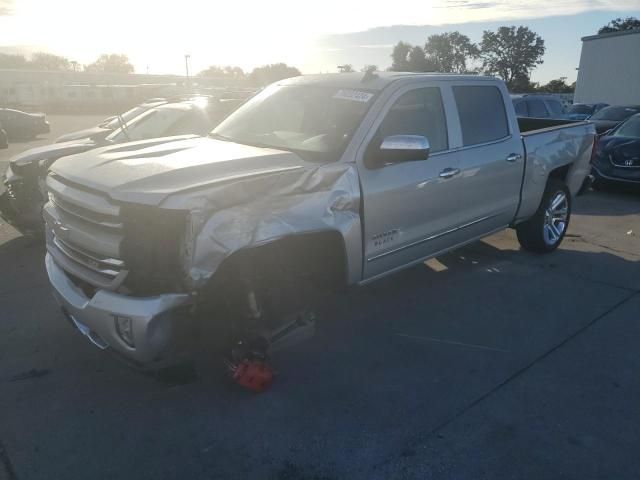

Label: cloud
[0,0,14,15]
[438,0,499,9]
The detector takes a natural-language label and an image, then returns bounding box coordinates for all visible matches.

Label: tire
[516,178,571,253]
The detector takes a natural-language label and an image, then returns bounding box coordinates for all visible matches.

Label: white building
[574,29,640,105]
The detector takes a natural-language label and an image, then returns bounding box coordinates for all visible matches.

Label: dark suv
[512,95,567,119]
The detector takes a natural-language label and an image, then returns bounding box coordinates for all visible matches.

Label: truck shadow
[1,223,637,389]
[310,237,638,360]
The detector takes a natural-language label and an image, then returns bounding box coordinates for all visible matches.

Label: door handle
[506,153,522,163]
[439,167,460,179]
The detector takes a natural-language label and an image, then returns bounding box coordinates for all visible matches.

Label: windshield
[613,115,640,138]
[590,106,640,121]
[568,104,593,115]
[104,105,150,129]
[212,84,377,161]
[105,106,189,143]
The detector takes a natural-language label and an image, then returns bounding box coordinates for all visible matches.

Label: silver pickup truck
[43,73,595,370]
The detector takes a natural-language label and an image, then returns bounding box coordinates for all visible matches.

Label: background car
[0,108,50,140]
[591,113,640,188]
[54,99,168,143]
[0,122,8,149]
[566,102,609,121]
[0,96,243,232]
[512,94,567,119]
[589,105,640,134]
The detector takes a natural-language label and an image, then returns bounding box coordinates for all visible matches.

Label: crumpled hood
[50,136,311,205]
[10,138,97,168]
[55,126,111,143]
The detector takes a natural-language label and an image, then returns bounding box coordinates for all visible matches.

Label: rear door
[358,82,462,280]
[448,83,524,238]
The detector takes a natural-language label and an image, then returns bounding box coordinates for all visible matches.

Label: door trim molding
[366,213,500,262]
[359,224,508,285]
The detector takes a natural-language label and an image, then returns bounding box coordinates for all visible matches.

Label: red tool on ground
[226,336,274,393]
[232,360,274,392]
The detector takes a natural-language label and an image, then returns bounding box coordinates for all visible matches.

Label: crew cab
[43,73,595,370]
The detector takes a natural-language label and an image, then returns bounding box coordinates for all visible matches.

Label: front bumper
[46,253,193,366]
[592,163,640,185]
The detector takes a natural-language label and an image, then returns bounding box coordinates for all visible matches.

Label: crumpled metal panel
[163,162,362,289]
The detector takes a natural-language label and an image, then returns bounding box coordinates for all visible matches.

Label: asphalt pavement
[1,116,639,479]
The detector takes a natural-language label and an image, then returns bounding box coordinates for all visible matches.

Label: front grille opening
[120,205,188,296]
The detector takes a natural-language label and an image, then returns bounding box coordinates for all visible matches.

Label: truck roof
[281,72,497,91]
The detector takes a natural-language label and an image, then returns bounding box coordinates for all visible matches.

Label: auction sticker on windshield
[333,89,374,103]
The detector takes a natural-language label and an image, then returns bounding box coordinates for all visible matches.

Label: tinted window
[378,87,448,153]
[527,99,549,117]
[453,86,509,146]
[514,100,528,116]
[614,115,640,138]
[168,110,210,136]
[106,107,189,142]
[546,99,565,117]
[568,104,593,115]
[591,106,640,121]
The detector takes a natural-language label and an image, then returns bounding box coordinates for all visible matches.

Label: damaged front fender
[161,162,363,290]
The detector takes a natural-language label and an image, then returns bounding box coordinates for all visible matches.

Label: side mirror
[375,135,430,166]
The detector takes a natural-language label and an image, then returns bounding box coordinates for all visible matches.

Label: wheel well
[549,164,570,183]
[203,231,348,298]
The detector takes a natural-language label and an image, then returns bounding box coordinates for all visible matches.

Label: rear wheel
[516,178,571,253]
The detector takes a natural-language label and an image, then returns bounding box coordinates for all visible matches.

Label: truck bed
[517,117,589,135]
[515,118,596,223]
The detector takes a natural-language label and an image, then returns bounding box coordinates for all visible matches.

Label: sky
[0,0,639,82]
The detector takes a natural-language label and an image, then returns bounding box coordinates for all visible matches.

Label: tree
[361,64,378,74]
[248,63,300,86]
[29,52,71,71]
[198,65,245,80]
[390,41,412,71]
[424,32,479,73]
[0,53,28,69]
[598,17,640,34]
[510,74,538,93]
[480,26,545,90]
[408,46,432,72]
[337,64,354,73]
[537,77,574,94]
[85,54,134,74]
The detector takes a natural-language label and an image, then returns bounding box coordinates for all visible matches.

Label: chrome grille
[44,174,128,290]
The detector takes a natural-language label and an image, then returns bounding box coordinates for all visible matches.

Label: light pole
[184,54,191,91]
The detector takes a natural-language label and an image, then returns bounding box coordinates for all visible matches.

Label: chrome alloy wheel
[543,191,568,246]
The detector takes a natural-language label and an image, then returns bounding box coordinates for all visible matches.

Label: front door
[359,84,464,280]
